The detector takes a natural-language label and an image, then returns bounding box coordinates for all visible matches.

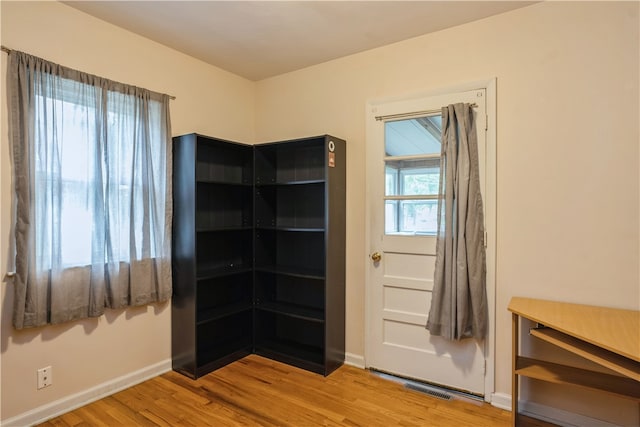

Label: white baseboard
[344,352,365,369]
[490,393,619,427]
[1,359,172,427]
[490,392,512,411]
[520,400,619,427]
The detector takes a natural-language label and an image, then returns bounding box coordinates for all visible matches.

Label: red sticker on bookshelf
[329,152,335,167]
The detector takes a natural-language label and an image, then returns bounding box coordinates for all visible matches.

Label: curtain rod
[1,45,176,100]
[375,103,478,121]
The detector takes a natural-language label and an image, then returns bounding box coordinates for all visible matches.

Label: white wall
[254,2,639,425]
[1,1,638,425]
[0,1,255,422]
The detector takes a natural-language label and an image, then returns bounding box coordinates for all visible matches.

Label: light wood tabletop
[508,297,640,362]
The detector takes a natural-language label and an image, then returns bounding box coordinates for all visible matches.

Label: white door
[366,89,487,395]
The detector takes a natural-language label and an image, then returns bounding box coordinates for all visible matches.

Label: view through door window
[384,115,441,235]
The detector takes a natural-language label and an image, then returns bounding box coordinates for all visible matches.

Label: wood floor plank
[37,354,555,427]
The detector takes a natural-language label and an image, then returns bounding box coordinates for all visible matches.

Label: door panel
[384,252,433,279]
[367,89,486,395]
[384,286,431,312]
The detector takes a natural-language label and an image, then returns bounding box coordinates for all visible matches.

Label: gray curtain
[426,103,487,340]
[7,50,172,329]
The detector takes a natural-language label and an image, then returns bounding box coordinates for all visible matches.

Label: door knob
[371,252,382,262]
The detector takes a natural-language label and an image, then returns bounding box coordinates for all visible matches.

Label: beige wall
[254,1,639,424]
[1,0,638,425]
[0,0,255,421]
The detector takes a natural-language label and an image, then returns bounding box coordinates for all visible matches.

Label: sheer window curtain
[7,50,172,329]
[426,103,487,340]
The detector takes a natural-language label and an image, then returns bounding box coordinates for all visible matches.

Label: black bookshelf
[172,133,345,378]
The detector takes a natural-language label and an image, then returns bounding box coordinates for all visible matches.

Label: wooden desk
[508,297,640,425]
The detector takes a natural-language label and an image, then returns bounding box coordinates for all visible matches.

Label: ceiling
[64,1,534,81]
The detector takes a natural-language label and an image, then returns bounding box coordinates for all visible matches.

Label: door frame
[364,78,497,401]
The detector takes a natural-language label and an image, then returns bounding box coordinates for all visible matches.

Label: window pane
[385,166,398,196]
[385,200,398,234]
[60,181,92,267]
[384,116,441,156]
[399,200,438,235]
[385,158,440,196]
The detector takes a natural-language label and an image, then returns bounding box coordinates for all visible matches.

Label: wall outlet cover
[37,366,52,389]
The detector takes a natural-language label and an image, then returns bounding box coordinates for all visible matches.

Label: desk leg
[512,312,519,426]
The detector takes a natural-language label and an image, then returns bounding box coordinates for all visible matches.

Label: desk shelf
[530,327,640,381]
[515,356,640,401]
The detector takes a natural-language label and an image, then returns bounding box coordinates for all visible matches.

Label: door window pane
[385,166,398,196]
[385,116,441,156]
[385,200,398,233]
[385,158,440,197]
[399,200,438,234]
[385,200,439,235]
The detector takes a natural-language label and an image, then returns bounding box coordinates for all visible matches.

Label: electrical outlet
[37,366,52,389]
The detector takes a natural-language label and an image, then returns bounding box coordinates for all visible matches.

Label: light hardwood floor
[38,354,554,426]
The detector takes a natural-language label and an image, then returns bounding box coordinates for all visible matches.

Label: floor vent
[370,369,483,403]
[405,383,453,400]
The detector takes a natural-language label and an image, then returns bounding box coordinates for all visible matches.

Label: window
[8,50,172,328]
[384,115,442,235]
[34,85,164,269]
